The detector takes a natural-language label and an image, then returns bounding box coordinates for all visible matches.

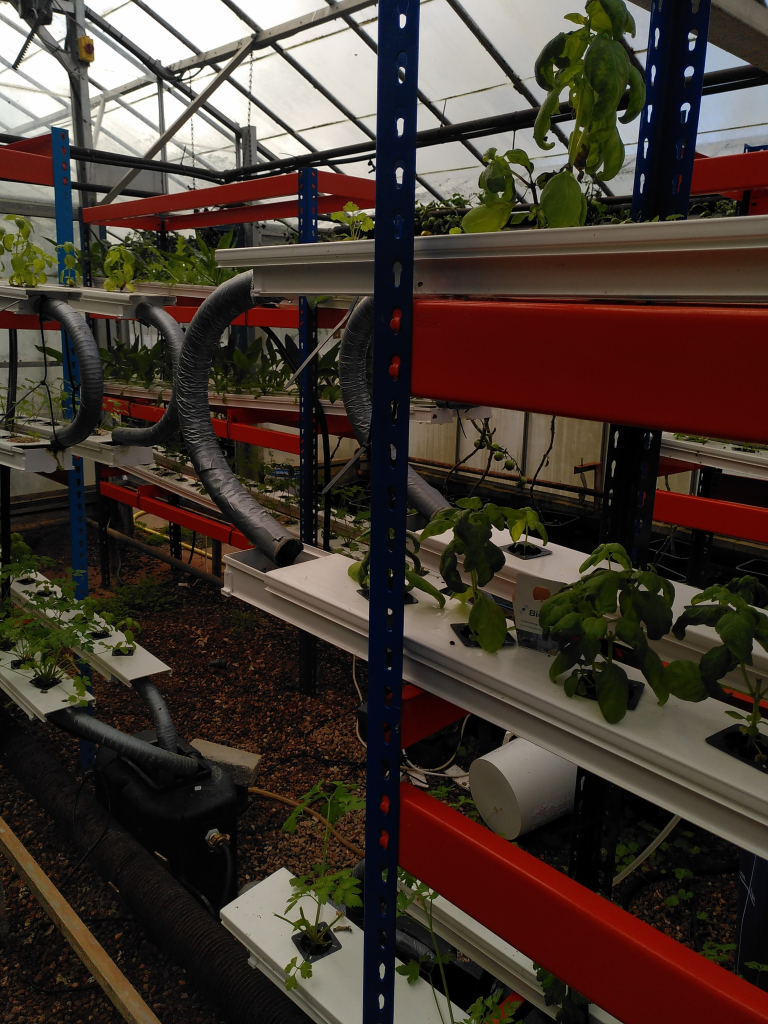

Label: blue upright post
[51,126,93,769]
[363,2,420,1021]
[297,167,319,696]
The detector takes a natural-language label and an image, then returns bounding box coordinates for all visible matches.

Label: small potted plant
[539,543,707,723]
[505,507,549,560]
[348,531,445,608]
[276,782,365,989]
[109,616,141,657]
[671,576,768,770]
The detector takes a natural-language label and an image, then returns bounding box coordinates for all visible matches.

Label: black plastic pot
[575,673,645,712]
[450,622,516,649]
[516,629,558,653]
[89,629,112,641]
[112,647,135,657]
[0,640,13,652]
[706,724,768,774]
[507,542,552,560]
[30,674,61,692]
[16,578,35,586]
[292,929,341,964]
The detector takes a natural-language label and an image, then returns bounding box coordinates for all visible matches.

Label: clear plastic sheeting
[0,1,767,206]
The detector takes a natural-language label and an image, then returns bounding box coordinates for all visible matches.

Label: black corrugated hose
[132,675,178,753]
[0,712,312,1024]
[176,272,303,567]
[112,303,184,446]
[339,297,450,520]
[31,296,103,449]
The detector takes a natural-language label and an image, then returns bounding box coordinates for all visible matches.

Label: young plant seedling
[276,781,365,990]
[506,507,549,558]
[1,215,56,286]
[102,244,137,292]
[461,0,644,233]
[671,575,768,765]
[539,543,707,723]
[397,870,521,1024]
[330,202,374,240]
[348,530,446,608]
[422,499,547,653]
[109,616,141,656]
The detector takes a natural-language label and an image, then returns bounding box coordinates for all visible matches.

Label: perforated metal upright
[297,167,320,696]
[572,0,713,896]
[363,2,420,1021]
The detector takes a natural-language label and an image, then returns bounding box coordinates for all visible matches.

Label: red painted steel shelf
[655,490,768,546]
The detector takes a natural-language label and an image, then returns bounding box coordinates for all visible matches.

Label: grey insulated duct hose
[132,675,177,753]
[339,297,450,521]
[33,296,104,449]
[176,271,302,567]
[112,303,184,447]
[48,707,198,777]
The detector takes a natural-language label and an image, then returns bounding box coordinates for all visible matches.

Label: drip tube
[49,707,199,777]
[31,295,103,449]
[338,297,450,521]
[112,303,184,446]
[176,272,302,567]
[132,676,177,753]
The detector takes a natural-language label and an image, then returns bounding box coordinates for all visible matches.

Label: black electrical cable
[59,770,111,890]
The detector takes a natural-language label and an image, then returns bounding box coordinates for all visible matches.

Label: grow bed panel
[220,867,462,1024]
[0,282,174,319]
[660,433,768,481]
[0,651,94,722]
[11,572,171,686]
[0,431,71,473]
[223,549,768,859]
[218,215,768,301]
[21,421,154,467]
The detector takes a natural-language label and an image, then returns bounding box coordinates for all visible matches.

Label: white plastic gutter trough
[0,282,175,319]
[216,216,768,302]
[19,420,154,467]
[222,546,768,860]
[0,430,72,473]
[0,650,94,722]
[660,432,768,481]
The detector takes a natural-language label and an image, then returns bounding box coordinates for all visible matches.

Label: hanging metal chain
[247,56,254,128]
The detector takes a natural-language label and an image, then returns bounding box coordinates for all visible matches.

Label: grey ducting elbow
[33,296,103,449]
[132,676,177,753]
[49,707,199,777]
[112,303,184,447]
[339,297,450,522]
[176,271,302,567]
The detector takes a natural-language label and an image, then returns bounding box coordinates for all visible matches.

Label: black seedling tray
[577,673,645,712]
[292,929,341,964]
[706,724,768,776]
[507,543,552,560]
[450,622,516,649]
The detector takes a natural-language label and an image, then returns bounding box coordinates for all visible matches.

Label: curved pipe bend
[339,297,450,521]
[133,676,177,753]
[112,303,184,447]
[49,706,198,777]
[176,272,302,567]
[32,296,103,449]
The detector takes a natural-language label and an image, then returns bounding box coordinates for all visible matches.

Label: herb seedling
[671,575,768,764]
[461,0,644,233]
[1,215,56,286]
[533,965,588,1024]
[330,202,374,240]
[348,530,446,608]
[102,245,137,292]
[540,542,708,723]
[277,782,365,990]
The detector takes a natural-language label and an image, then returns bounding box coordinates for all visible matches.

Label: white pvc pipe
[469,738,577,840]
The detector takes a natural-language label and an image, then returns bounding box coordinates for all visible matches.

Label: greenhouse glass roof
[1,0,767,206]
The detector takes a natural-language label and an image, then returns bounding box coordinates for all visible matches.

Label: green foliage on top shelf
[0,215,56,286]
[330,202,374,240]
[672,576,768,763]
[461,0,643,233]
[89,228,239,289]
[348,530,445,607]
[540,542,709,723]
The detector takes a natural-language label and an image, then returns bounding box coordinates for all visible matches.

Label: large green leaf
[549,642,581,682]
[632,591,673,641]
[439,541,465,593]
[642,648,669,705]
[672,604,724,640]
[468,593,508,653]
[594,661,629,724]
[419,512,456,543]
[593,573,622,615]
[614,618,648,656]
[598,126,625,181]
[619,65,646,124]
[540,172,584,228]
[594,0,632,38]
[716,609,755,664]
[533,88,562,151]
[539,592,575,633]
[584,35,630,120]
[534,32,567,90]
[699,643,737,685]
[404,569,445,608]
[663,660,708,703]
[461,200,514,234]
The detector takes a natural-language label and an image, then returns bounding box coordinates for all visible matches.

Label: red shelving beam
[400,785,768,1024]
[655,490,768,546]
[411,299,768,445]
[0,134,56,187]
[81,171,375,232]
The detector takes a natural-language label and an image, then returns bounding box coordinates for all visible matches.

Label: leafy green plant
[539,542,709,723]
[421,499,545,653]
[533,965,588,1024]
[671,575,768,763]
[348,530,445,607]
[55,241,82,287]
[0,215,56,286]
[277,782,365,990]
[462,0,643,233]
[331,202,374,240]
[701,941,737,966]
[103,244,137,292]
[397,871,520,1024]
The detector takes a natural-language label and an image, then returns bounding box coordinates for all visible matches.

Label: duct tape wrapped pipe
[469,737,577,839]
[112,303,184,446]
[339,297,450,522]
[31,295,103,449]
[176,272,302,567]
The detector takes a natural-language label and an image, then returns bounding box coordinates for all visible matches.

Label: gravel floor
[0,526,744,1022]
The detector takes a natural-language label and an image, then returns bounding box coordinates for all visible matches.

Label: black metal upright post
[297,167,319,697]
[570,0,712,899]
